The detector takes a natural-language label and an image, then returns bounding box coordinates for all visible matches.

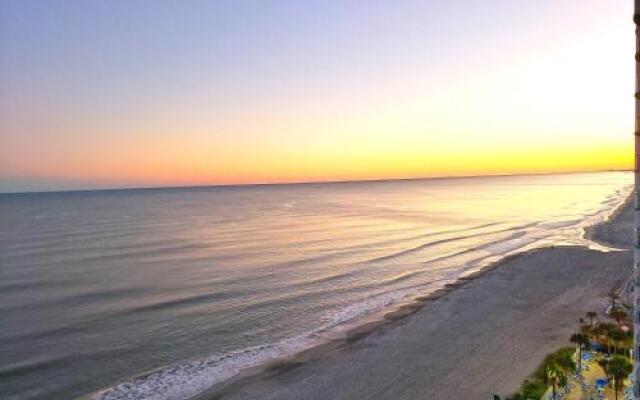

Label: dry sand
[201,200,633,400]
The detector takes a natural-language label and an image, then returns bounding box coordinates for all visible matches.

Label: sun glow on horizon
[0,0,634,192]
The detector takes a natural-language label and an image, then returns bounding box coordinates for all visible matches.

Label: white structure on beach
[635,1,640,399]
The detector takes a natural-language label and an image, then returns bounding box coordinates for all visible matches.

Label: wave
[86,227,554,400]
[86,183,634,400]
[366,222,539,264]
[478,231,542,254]
[89,281,442,400]
[536,220,580,230]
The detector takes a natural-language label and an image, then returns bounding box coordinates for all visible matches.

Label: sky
[0,0,634,192]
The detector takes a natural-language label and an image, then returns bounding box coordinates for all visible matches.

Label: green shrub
[509,347,576,400]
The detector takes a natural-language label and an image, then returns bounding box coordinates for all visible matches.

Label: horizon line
[0,169,631,196]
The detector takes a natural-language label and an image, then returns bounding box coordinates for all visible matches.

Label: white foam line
[89,184,634,400]
[90,284,437,400]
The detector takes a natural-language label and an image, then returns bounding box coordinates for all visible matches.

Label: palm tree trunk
[635,2,640,399]
[578,346,584,372]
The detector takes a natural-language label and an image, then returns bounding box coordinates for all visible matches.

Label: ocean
[0,172,631,400]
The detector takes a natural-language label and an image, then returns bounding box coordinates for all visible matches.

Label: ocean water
[0,172,632,400]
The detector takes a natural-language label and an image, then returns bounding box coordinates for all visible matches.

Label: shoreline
[194,247,588,400]
[585,191,633,250]
[88,188,633,400]
[195,195,634,400]
[192,249,538,400]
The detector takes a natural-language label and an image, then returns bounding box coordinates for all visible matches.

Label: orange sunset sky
[0,0,634,192]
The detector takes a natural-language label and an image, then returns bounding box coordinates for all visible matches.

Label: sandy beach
[198,199,634,400]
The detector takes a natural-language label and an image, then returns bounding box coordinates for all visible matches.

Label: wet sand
[200,200,633,400]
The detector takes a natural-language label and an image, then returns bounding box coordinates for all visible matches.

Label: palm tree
[537,351,574,398]
[601,356,633,400]
[553,348,577,373]
[599,322,617,356]
[610,307,629,326]
[588,322,604,344]
[609,328,628,356]
[570,332,590,371]
[543,362,564,398]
